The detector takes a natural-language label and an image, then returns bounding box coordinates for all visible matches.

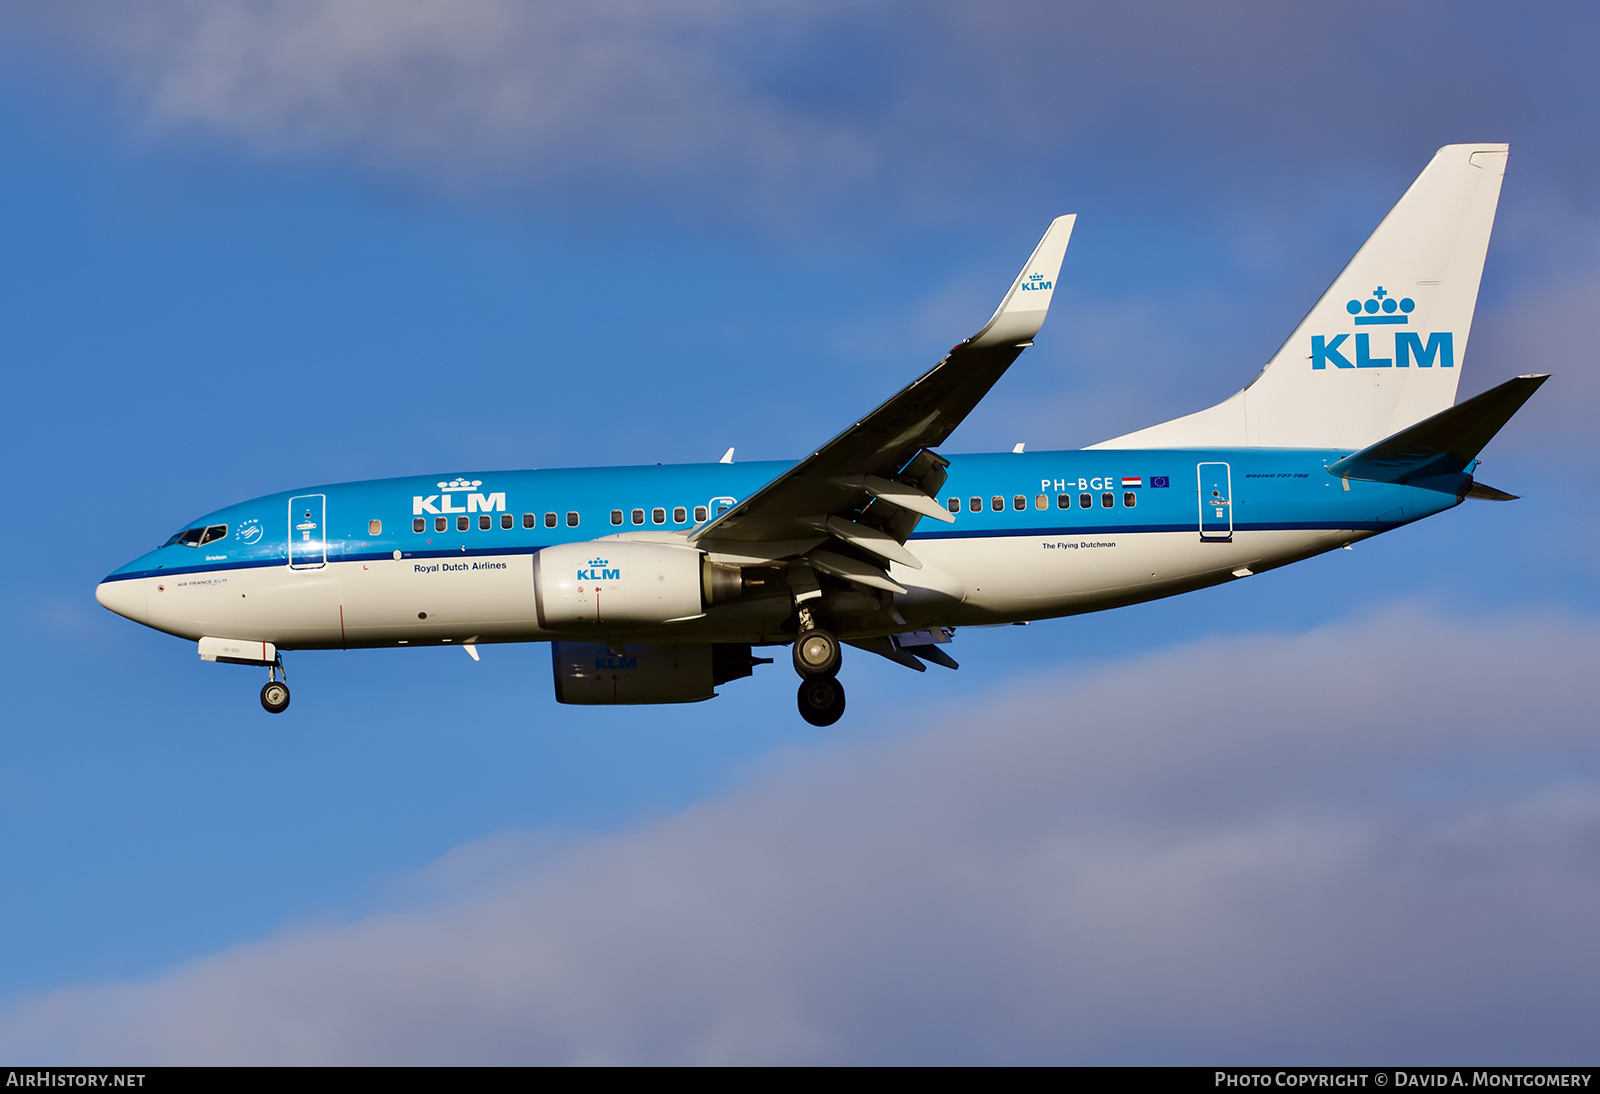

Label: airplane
[95,143,1543,727]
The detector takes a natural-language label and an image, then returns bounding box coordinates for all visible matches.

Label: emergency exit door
[1197,463,1232,541]
[288,494,327,569]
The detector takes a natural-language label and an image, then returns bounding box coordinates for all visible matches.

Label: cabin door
[288,494,327,570]
[1197,463,1233,541]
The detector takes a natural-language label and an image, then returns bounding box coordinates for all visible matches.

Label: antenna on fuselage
[720,448,735,464]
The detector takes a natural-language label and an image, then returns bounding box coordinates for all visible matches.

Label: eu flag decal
[1150,476,1170,488]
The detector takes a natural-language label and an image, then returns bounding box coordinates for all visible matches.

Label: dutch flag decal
[1121,477,1142,488]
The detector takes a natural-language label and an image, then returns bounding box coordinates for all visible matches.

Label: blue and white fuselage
[95,450,1463,649]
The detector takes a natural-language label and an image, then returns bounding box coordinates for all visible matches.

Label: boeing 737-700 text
[96,144,1542,725]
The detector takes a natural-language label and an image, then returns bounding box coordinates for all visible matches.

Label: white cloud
[24,0,875,208]
[18,0,1599,218]
[3,607,1599,1063]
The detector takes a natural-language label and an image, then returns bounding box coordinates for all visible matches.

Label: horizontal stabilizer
[1465,481,1520,501]
[1327,374,1547,485]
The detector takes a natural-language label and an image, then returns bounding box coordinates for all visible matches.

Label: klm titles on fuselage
[1311,286,1454,370]
[412,477,506,516]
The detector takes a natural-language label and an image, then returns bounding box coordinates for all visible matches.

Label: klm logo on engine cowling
[578,557,620,581]
[412,477,506,516]
[1311,286,1453,370]
[1018,271,1053,292]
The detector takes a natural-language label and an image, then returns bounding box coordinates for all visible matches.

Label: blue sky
[1,1,1597,1063]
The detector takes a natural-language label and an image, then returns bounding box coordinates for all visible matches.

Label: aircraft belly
[914,529,1352,622]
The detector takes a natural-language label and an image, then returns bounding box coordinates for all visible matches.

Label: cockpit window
[199,525,227,546]
[165,527,207,548]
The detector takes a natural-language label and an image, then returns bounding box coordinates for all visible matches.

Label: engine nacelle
[552,642,765,704]
[534,540,705,630]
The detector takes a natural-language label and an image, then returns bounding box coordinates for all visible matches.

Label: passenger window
[694,506,708,522]
[435,517,447,533]
[1079,493,1091,508]
[1124,492,1137,508]
[566,511,579,527]
[991,496,1003,512]
[1013,495,1026,511]
[1035,495,1047,510]
[1101,492,1113,508]
[947,497,960,514]
[652,507,665,525]
[545,512,557,528]
[632,508,645,525]
[369,520,382,536]
[969,497,981,512]
[523,513,535,528]
[413,517,425,533]
[478,514,491,530]
[501,513,513,529]
[610,510,623,526]
[673,506,687,524]
[1057,493,1070,509]
[458,515,470,531]
[716,504,730,516]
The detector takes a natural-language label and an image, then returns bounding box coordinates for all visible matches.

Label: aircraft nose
[95,577,148,625]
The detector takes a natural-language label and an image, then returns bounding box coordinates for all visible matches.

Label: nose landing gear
[260,658,290,714]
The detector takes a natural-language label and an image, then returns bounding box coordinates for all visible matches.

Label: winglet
[968,214,1076,349]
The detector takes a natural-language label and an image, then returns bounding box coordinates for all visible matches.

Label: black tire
[797,676,846,727]
[260,681,291,714]
[792,628,841,678]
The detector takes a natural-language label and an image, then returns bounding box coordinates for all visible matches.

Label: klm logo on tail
[1018,272,1053,292]
[1311,287,1453,370]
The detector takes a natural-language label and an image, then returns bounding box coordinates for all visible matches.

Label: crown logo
[1346,286,1413,326]
[437,478,483,491]
[589,558,609,567]
[1028,272,1045,280]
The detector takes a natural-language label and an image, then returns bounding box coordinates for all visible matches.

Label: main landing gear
[792,627,842,677]
[260,658,290,714]
[793,607,846,727]
[796,675,846,727]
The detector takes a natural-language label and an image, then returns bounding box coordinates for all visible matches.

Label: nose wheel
[261,681,291,714]
[797,675,846,727]
[260,657,290,714]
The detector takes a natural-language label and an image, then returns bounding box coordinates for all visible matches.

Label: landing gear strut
[260,657,290,714]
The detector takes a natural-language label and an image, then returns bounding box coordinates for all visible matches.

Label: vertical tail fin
[1093,144,1508,450]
